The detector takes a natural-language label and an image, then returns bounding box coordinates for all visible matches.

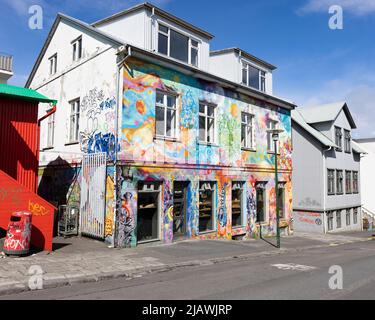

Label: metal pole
[275,139,280,249]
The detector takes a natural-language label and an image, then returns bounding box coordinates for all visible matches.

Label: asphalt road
[2,240,375,300]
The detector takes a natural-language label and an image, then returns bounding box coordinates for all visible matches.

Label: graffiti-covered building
[26,2,296,247]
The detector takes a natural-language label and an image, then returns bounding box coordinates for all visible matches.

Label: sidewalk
[0,230,373,296]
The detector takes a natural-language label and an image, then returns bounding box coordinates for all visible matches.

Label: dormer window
[157,24,199,67]
[335,126,342,151]
[344,129,351,153]
[72,36,82,62]
[241,62,266,92]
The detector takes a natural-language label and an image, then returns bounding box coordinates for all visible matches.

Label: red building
[0,83,57,251]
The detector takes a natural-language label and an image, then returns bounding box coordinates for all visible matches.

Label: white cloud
[298,0,375,16]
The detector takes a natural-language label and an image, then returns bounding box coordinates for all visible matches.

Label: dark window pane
[248,65,259,89]
[191,47,198,66]
[158,33,168,55]
[170,30,188,63]
[159,24,168,33]
[199,115,205,141]
[242,67,247,85]
[207,118,214,143]
[156,106,165,136]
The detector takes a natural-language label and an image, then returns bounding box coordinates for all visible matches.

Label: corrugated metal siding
[0,96,39,192]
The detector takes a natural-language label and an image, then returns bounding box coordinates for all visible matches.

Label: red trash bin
[3,212,32,256]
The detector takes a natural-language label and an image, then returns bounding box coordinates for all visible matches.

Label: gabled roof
[0,83,56,104]
[92,2,214,40]
[210,47,277,71]
[291,109,337,148]
[352,141,368,154]
[25,13,123,88]
[299,101,357,129]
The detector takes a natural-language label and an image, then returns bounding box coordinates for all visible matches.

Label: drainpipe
[113,45,132,248]
[36,101,57,192]
[322,145,333,233]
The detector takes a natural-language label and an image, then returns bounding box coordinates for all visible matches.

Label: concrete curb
[0,236,372,297]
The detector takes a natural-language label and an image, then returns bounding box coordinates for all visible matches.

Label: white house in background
[292,102,367,233]
[0,53,13,84]
[354,137,375,230]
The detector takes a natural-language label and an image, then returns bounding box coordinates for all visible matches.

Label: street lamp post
[267,128,284,249]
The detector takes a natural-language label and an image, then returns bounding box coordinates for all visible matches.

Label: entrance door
[137,182,161,243]
[79,152,106,239]
[173,181,189,237]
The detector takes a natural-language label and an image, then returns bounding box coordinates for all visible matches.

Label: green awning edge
[0,83,57,104]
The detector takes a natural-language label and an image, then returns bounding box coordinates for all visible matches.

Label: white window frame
[69,98,80,143]
[335,126,343,151]
[267,119,278,153]
[49,53,57,75]
[241,112,255,150]
[198,102,216,144]
[344,129,351,153]
[336,169,344,195]
[155,90,178,140]
[241,60,267,92]
[327,169,335,195]
[157,22,200,67]
[46,110,55,148]
[352,171,359,194]
[72,36,82,62]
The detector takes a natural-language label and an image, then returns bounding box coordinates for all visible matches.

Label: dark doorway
[173,181,189,237]
[137,182,161,243]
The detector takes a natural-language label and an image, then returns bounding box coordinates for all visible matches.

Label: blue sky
[1,0,374,138]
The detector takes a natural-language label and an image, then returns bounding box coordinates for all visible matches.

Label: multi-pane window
[241,112,254,149]
[327,169,335,195]
[335,126,342,150]
[336,210,342,229]
[49,54,57,75]
[336,170,343,194]
[352,171,359,193]
[344,129,351,152]
[345,170,352,194]
[199,103,216,144]
[155,91,177,139]
[277,183,286,219]
[46,111,55,148]
[241,62,267,92]
[267,120,278,152]
[256,182,267,223]
[327,211,334,231]
[72,36,82,61]
[199,182,215,232]
[69,99,80,143]
[158,24,199,67]
[346,209,351,226]
[353,208,358,224]
[232,182,244,227]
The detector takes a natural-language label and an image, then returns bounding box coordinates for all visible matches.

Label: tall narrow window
[157,24,199,66]
[352,171,359,193]
[241,112,254,149]
[199,102,216,144]
[353,208,358,224]
[49,54,57,75]
[199,182,215,232]
[69,98,80,143]
[344,129,351,153]
[346,209,351,226]
[46,111,55,148]
[155,91,177,139]
[232,182,244,227]
[336,170,343,195]
[335,127,342,151]
[327,211,334,231]
[256,182,267,223]
[327,169,335,195]
[260,71,266,92]
[72,36,82,62]
[277,183,286,219]
[345,170,352,194]
[267,120,278,152]
[336,210,342,229]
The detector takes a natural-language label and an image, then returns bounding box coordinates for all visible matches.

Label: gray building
[292,102,366,233]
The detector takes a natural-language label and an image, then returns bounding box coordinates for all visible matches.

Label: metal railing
[0,53,13,72]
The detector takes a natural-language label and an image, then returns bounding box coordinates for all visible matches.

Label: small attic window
[49,54,57,75]
[72,36,82,62]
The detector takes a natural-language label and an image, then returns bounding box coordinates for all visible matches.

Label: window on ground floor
[336,210,342,229]
[327,211,334,231]
[199,182,215,232]
[277,182,286,219]
[256,182,267,223]
[346,208,351,226]
[232,181,244,227]
[353,207,358,224]
[137,182,161,243]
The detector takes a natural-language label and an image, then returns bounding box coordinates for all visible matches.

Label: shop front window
[232,182,244,227]
[256,182,267,223]
[199,182,215,232]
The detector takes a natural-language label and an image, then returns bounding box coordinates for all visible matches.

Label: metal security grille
[79,152,106,239]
